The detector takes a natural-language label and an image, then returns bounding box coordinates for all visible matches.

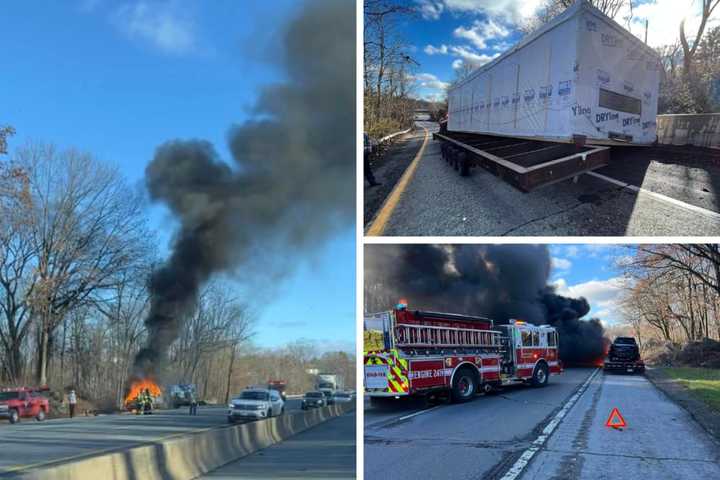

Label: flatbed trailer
[435,131,610,191]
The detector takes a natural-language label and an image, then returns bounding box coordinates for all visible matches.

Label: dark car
[604,337,645,373]
[301,391,327,410]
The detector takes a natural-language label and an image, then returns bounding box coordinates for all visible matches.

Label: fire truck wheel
[9,409,19,424]
[531,363,549,387]
[451,367,478,403]
[36,409,46,421]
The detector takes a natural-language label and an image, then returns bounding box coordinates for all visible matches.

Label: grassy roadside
[659,367,720,412]
[645,367,720,442]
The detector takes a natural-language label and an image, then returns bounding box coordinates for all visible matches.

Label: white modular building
[447,0,661,145]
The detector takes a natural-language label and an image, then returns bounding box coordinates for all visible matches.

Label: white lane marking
[397,406,440,422]
[497,368,600,480]
[587,171,720,221]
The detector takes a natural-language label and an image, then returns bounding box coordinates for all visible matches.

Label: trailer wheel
[451,367,478,403]
[459,153,470,177]
[531,363,549,387]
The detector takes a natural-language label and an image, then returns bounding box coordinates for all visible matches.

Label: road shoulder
[645,367,720,444]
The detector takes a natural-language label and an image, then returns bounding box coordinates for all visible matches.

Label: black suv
[604,337,645,373]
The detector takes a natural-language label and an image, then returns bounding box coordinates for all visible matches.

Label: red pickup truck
[0,387,50,423]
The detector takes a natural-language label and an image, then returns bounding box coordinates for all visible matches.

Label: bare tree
[364,0,420,137]
[11,142,152,385]
[523,0,633,33]
[0,126,15,156]
[680,0,720,78]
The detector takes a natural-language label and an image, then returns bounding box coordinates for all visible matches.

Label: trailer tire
[451,367,478,403]
[459,153,470,177]
[531,362,549,387]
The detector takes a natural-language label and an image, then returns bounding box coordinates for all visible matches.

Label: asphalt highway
[0,399,302,476]
[363,369,720,480]
[365,122,720,236]
[200,410,356,479]
[521,370,720,479]
[364,368,594,480]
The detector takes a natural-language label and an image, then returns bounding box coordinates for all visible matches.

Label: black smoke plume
[133,0,355,377]
[364,244,606,364]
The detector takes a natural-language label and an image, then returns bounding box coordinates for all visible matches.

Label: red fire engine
[364,304,562,402]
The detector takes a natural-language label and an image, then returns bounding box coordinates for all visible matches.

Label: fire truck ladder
[394,324,502,353]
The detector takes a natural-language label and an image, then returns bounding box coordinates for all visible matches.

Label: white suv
[228,388,284,423]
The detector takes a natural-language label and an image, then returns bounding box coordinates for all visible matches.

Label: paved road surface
[521,370,720,479]
[364,368,594,480]
[365,122,720,236]
[0,400,302,476]
[200,411,356,479]
[364,369,720,480]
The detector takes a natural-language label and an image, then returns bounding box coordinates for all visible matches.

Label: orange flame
[124,378,162,409]
[592,338,611,367]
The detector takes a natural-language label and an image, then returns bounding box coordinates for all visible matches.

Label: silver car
[228,388,284,423]
[331,391,353,404]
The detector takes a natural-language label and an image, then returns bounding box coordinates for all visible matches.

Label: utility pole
[645,19,649,44]
[224,341,238,404]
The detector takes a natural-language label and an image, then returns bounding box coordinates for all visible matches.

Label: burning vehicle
[0,387,50,423]
[604,337,645,374]
[124,379,162,414]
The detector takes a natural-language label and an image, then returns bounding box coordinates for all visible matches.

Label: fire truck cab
[364,306,562,403]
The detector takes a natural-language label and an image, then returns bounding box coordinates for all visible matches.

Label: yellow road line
[366,127,429,236]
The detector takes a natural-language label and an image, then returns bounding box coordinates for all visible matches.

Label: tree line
[621,245,720,353]
[0,131,354,409]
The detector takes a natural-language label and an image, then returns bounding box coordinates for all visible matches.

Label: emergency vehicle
[0,386,50,423]
[364,303,562,402]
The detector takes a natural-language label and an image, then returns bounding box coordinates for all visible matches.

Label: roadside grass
[661,367,720,412]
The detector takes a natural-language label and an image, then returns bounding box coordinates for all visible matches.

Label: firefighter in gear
[135,388,153,415]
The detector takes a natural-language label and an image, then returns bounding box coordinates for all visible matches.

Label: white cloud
[445,0,545,24]
[413,72,450,91]
[424,44,449,55]
[113,1,198,55]
[551,257,572,271]
[416,0,444,20]
[553,276,628,325]
[565,245,580,258]
[626,0,720,48]
[454,18,510,49]
[428,43,499,65]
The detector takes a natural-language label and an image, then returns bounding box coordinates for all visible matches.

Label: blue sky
[402,0,714,102]
[548,244,634,326]
[1,0,354,352]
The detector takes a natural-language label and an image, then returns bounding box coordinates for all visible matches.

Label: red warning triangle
[605,407,627,428]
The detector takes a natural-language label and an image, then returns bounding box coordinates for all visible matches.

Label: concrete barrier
[13,402,354,480]
[657,113,720,149]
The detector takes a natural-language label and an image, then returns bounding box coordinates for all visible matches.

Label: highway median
[7,402,355,480]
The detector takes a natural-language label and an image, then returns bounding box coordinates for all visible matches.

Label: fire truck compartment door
[365,365,390,389]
